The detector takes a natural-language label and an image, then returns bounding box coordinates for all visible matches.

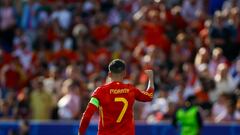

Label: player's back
[92,81,137,135]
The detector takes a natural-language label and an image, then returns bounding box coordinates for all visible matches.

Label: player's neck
[110,77,123,82]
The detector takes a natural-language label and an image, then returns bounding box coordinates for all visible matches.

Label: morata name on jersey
[110,88,129,94]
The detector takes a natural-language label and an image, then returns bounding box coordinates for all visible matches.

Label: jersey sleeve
[79,103,98,135]
[91,87,102,101]
[130,84,154,102]
[79,87,102,135]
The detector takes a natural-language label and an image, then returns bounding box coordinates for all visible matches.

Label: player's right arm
[79,97,99,135]
[79,87,102,135]
[134,70,154,101]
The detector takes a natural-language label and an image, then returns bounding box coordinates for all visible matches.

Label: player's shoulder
[91,86,103,98]
[92,83,112,96]
[97,83,112,89]
[93,83,111,92]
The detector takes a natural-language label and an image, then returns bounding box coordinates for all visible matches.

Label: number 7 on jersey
[114,97,128,123]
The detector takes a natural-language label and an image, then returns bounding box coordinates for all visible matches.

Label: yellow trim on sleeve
[99,106,104,127]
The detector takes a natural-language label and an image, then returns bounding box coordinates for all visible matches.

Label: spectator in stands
[58,80,81,120]
[209,10,237,60]
[0,0,16,52]
[209,47,227,76]
[181,0,203,23]
[212,93,230,122]
[214,63,235,97]
[16,88,30,119]
[13,42,33,71]
[169,74,194,104]
[0,99,14,120]
[199,19,212,47]
[20,0,41,49]
[30,77,53,120]
[0,57,25,97]
[21,0,40,30]
[194,47,210,66]
[51,1,72,30]
[175,33,193,62]
[222,0,240,12]
[230,57,240,89]
[209,11,228,47]
[146,90,169,123]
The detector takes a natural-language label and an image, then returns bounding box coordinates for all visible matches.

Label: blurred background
[0,0,239,135]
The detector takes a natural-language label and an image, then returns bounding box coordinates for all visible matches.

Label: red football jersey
[91,81,153,135]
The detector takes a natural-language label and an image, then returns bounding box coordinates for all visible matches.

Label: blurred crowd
[0,0,239,123]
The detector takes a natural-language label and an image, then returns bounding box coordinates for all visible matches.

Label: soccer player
[79,59,154,135]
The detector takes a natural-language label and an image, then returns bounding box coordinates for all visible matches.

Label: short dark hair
[108,59,126,74]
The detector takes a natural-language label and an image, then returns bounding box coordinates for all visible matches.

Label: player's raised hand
[144,69,153,78]
[145,69,154,90]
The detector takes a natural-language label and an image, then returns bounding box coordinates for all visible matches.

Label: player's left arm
[79,97,99,135]
[134,70,154,101]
